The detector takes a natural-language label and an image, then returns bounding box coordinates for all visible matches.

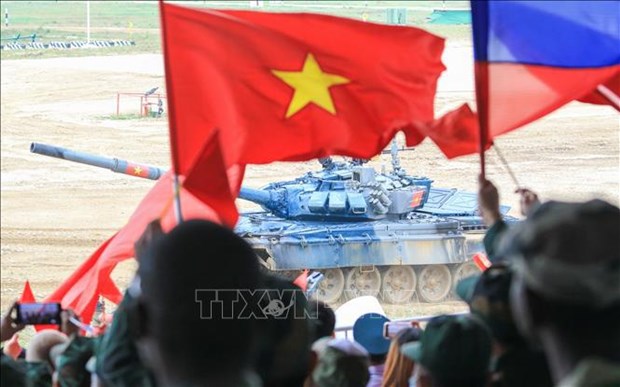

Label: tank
[30,142,515,304]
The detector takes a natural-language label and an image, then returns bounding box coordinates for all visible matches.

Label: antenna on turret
[318,157,334,170]
[390,138,401,173]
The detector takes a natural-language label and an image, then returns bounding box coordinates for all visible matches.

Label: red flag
[293,270,309,292]
[19,281,36,303]
[473,252,492,271]
[160,3,446,208]
[414,103,489,159]
[44,235,120,323]
[44,170,225,322]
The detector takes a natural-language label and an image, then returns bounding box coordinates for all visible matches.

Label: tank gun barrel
[30,142,164,180]
[238,187,272,205]
[238,187,287,218]
[29,142,280,210]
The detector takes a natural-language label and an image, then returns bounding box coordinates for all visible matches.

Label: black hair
[307,299,336,341]
[433,375,488,387]
[369,353,387,365]
[139,219,260,381]
[394,326,422,346]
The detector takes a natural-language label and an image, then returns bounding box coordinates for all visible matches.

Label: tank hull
[236,212,482,304]
[236,212,467,270]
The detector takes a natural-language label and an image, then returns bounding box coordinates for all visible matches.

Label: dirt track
[1,45,618,318]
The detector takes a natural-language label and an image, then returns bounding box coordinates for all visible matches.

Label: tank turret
[239,157,429,222]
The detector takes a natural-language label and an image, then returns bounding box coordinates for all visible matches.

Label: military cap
[312,339,370,387]
[500,200,620,308]
[401,314,492,382]
[456,264,522,344]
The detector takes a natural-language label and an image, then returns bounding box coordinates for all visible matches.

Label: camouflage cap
[456,264,522,345]
[401,314,492,382]
[54,336,96,387]
[312,339,370,387]
[25,361,53,387]
[500,200,620,307]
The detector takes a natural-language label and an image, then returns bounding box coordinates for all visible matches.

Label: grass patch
[0,0,470,60]
[99,113,151,120]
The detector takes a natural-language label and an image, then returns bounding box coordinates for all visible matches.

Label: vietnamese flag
[472,1,620,146]
[159,3,446,187]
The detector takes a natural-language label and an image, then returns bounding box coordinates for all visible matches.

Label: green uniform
[483,219,508,263]
[491,345,552,387]
[95,290,157,387]
[0,354,52,387]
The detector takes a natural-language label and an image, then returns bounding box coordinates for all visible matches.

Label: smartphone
[383,320,421,339]
[15,302,62,325]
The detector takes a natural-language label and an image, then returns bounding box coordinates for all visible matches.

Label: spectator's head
[26,330,68,366]
[135,219,261,385]
[353,313,390,364]
[456,264,522,347]
[505,200,620,379]
[254,273,313,387]
[401,315,491,387]
[382,327,422,387]
[312,338,370,387]
[308,300,336,341]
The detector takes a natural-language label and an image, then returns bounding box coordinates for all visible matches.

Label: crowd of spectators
[1,177,618,387]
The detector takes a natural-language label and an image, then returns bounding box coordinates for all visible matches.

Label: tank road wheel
[452,261,480,293]
[313,268,345,304]
[416,265,452,303]
[344,267,382,301]
[381,266,416,304]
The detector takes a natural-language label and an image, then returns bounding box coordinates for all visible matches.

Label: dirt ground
[1,43,618,320]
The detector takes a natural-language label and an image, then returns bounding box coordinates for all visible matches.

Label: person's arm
[478,175,503,227]
[515,188,540,217]
[478,176,507,262]
[0,302,25,343]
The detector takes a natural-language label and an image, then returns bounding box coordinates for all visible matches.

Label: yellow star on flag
[272,53,350,118]
[133,166,143,175]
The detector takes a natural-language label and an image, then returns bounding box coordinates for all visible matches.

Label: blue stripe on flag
[472,1,620,67]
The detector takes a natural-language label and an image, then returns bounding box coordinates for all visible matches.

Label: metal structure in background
[31,142,517,306]
[115,92,167,117]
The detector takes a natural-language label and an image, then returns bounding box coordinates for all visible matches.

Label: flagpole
[596,84,620,111]
[471,2,490,180]
[172,174,183,223]
[475,63,489,180]
[493,144,520,189]
[159,0,183,224]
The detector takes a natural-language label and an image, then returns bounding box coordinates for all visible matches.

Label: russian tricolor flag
[472,1,620,142]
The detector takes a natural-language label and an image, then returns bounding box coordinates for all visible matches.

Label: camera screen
[17,303,61,325]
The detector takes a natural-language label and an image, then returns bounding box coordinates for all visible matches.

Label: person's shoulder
[494,346,552,387]
[558,358,620,387]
